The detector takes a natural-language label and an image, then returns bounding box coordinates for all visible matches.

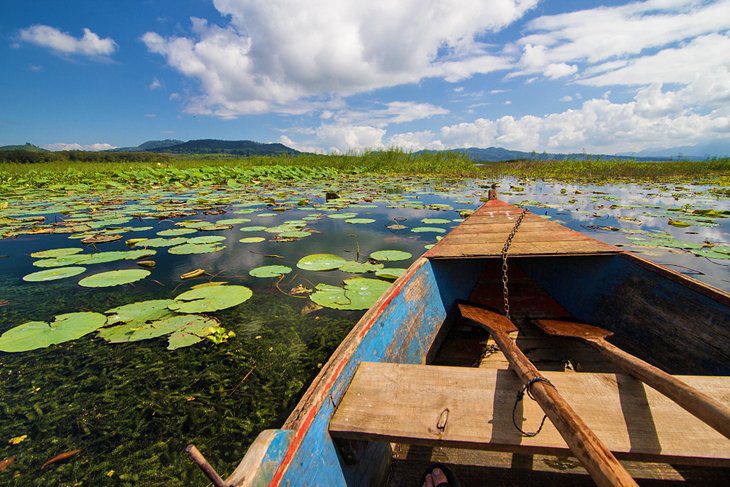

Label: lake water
[0,176,727,484]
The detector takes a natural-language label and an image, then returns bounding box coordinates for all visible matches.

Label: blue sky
[2,0,729,154]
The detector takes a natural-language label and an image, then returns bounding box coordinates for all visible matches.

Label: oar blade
[534,319,612,340]
[458,302,518,334]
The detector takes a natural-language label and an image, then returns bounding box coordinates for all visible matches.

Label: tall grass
[0,151,727,189]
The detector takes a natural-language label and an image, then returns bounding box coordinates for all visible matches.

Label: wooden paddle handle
[490,331,637,487]
[590,338,730,439]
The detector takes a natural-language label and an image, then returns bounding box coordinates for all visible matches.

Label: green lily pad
[411,227,446,233]
[78,249,156,265]
[187,235,226,244]
[168,243,225,255]
[369,250,412,262]
[79,269,151,288]
[249,265,293,278]
[214,218,251,225]
[345,218,376,224]
[339,261,384,273]
[169,285,253,313]
[23,266,86,282]
[421,218,451,224]
[157,228,197,237]
[240,226,267,232]
[297,253,347,271]
[278,230,311,238]
[105,299,177,326]
[310,278,391,310]
[0,312,107,352]
[668,219,691,228]
[33,254,88,268]
[239,237,266,243]
[375,268,407,281]
[328,213,358,219]
[30,247,84,259]
[135,237,189,248]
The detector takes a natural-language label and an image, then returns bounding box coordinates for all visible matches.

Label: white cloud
[331,101,448,128]
[149,77,163,90]
[559,95,573,102]
[19,25,117,58]
[512,0,730,83]
[315,125,386,153]
[43,143,117,151]
[578,33,730,86]
[142,0,537,117]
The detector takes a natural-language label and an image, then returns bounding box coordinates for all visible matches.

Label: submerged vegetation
[0,150,728,190]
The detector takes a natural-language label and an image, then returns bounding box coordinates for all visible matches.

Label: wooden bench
[329,362,730,467]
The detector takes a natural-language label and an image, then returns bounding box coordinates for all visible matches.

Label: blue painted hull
[225,251,729,486]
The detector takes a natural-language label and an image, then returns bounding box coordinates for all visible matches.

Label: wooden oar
[534,319,730,440]
[459,303,637,487]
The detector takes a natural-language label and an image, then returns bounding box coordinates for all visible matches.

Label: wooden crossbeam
[329,362,730,467]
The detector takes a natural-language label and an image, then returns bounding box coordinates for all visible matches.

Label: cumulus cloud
[332,101,448,128]
[19,25,117,58]
[142,0,536,116]
[149,77,163,90]
[315,125,386,153]
[43,143,117,151]
[512,0,730,83]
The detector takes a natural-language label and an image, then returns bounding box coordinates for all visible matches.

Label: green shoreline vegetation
[0,150,728,190]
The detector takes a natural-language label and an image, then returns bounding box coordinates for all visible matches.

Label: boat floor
[383,261,730,485]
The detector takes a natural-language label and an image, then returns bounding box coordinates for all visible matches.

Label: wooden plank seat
[329,362,730,467]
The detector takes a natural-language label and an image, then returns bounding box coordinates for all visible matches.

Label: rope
[512,377,555,437]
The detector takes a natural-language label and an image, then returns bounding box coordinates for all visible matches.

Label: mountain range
[109,139,298,156]
[2,138,728,161]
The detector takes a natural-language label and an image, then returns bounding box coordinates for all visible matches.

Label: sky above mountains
[2,0,729,154]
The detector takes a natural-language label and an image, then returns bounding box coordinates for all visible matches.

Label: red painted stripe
[269,259,427,485]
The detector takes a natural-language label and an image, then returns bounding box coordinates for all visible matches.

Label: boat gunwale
[264,256,430,485]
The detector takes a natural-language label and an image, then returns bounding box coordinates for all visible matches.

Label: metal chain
[501,207,528,322]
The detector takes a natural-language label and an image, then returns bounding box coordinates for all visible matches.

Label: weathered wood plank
[329,363,730,466]
[426,199,620,259]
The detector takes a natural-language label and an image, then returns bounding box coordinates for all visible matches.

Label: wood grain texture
[458,304,637,486]
[426,200,620,259]
[329,363,730,467]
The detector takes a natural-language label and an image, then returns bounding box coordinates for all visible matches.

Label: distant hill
[0,143,48,152]
[109,139,298,156]
[416,146,681,162]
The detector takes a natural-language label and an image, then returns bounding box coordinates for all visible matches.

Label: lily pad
[105,299,177,326]
[339,261,384,273]
[187,236,226,244]
[375,268,407,281]
[345,218,376,224]
[240,226,267,232]
[328,213,358,219]
[369,250,412,262]
[30,247,83,259]
[297,253,347,271]
[310,278,391,310]
[79,269,151,288]
[157,228,197,237]
[169,285,253,313]
[249,265,293,278]
[168,243,225,255]
[0,312,107,352]
[33,254,88,268]
[411,227,446,233]
[421,218,451,224]
[23,266,86,282]
[135,237,189,248]
[239,237,266,243]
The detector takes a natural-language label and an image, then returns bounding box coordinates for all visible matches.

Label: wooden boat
[198,199,730,486]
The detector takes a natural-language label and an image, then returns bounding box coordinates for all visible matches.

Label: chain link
[501,207,528,322]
